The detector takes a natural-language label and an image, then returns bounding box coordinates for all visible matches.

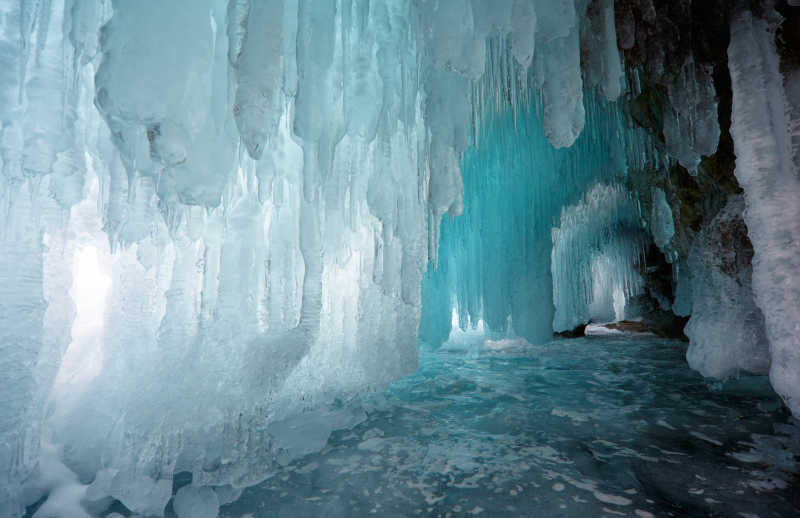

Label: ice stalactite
[650,187,675,258]
[532,0,586,148]
[418,0,636,348]
[728,6,800,414]
[663,56,721,174]
[230,0,285,161]
[582,0,624,101]
[420,89,661,348]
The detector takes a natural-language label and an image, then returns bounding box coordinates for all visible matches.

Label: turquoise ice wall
[419,89,661,348]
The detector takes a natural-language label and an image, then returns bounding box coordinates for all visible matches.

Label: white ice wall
[0,1,628,515]
[728,7,800,414]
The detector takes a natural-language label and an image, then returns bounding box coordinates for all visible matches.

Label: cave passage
[2,1,800,517]
[419,87,658,348]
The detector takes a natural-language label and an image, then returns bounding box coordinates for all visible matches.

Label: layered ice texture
[420,87,661,347]
[728,8,800,414]
[0,0,798,516]
[685,196,770,379]
[0,1,629,515]
[552,184,648,332]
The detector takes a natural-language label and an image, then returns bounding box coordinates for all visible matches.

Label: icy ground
[219,337,800,518]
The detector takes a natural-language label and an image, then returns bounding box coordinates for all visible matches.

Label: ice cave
[1,0,800,516]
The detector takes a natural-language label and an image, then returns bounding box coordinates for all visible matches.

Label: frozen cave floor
[218,336,800,518]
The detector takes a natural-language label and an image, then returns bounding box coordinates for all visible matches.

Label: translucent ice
[581,0,623,101]
[685,196,770,378]
[230,0,286,159]
[552,184,648,332]
[533,0,586,148]
[1,1,429,515]
[421,91,661,347]
[650,188,675,254]
[663,57,721,174]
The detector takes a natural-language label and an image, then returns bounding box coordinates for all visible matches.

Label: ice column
[728,8,800,414]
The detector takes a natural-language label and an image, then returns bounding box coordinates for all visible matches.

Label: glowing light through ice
[71,246,111,335]
[53,246,111,393]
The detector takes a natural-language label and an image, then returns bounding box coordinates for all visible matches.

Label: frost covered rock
[685,196,770,378]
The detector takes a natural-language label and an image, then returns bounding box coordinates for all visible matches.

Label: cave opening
[1,1,799,517]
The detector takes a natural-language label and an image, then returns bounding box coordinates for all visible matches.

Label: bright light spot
[612,285,626,322]
[71,246,111,335]
[54,245,111,392]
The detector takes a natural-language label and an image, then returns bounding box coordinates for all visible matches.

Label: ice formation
[728,7,800,414]
[685,196,770,378]
[649,188,675,256]
[663,57,721,174]
[551,184,648,332]
[420,88,661,348]
[1,1,426,515]
[0,1,636,515]
[0,0,798,516]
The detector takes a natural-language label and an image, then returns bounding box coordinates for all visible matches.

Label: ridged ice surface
[421,91,660,347]
[728,8,800,415]
[685,196,770,379]
[221,336,800,518]
[551,183,647,332]
[0,1,638,515]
